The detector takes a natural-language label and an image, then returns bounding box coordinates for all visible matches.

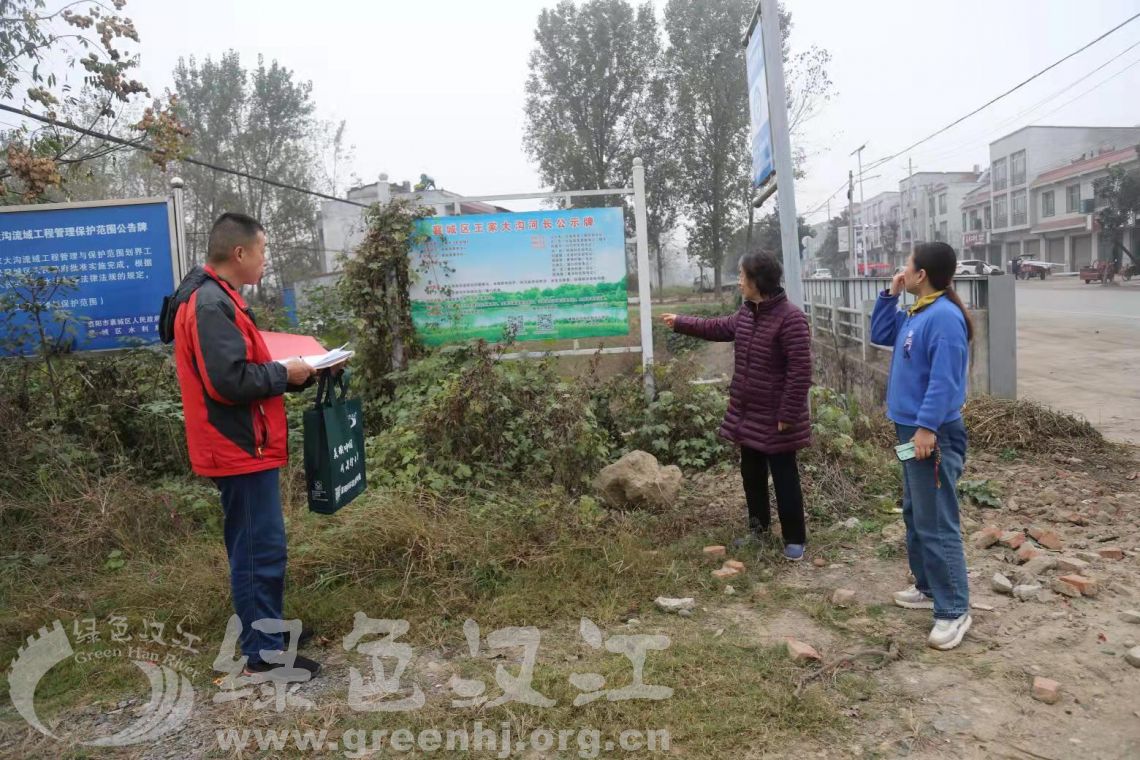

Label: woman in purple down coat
[662,250,813,561]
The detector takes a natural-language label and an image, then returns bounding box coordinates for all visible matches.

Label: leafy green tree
[523,0,661,196]
[665,0,753,294]
[172,52,326,289]
[1094,159,1140,275]
[667,1,833,291]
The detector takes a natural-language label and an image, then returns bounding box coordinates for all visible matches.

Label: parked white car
[956,259,1003,276]
[810,269,833,279]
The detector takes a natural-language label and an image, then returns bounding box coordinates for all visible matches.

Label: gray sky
[124,0,1140,221]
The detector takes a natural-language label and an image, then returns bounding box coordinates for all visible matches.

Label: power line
[803,179,850,217]
[0,102,369,209]
[902,37,1140,169]
[1029,55,1140,126]
[862,10,1140,174]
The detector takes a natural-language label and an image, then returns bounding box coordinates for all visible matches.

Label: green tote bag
[303,371,367,514]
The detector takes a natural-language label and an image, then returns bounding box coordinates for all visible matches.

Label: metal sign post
[745,0,803,308]
[632,157,655,401]
[169,176,189,279]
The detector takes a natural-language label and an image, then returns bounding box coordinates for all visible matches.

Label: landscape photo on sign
[407,207,628,346]
[0,201,175,356]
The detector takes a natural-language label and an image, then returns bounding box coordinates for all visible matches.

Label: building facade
[855,191,901,270]
[318,175,506,274]
[898,170,980,266]
[985,126,1140,268]
[960,169,999,264]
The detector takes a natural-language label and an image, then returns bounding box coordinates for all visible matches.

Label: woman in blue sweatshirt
[870,241,972,651]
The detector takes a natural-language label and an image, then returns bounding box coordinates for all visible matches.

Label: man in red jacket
[171,212,319,677]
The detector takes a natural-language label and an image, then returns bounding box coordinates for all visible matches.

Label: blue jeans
[896,419,970,620]
[214,468,287,664]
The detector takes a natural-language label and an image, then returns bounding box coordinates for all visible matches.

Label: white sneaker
[928,614,972,651]
[892,585,934,610]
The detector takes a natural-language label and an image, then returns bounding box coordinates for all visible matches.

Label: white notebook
[277,343,354,369]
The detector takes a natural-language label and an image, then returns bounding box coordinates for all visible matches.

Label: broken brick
[1057,574,1098,597]
[1032,676,1061,705]
[1016,545,1042,564]
[1028,526,1063,551]
[786,638,821,662]
[712,567,739,579]
[972,526,1003,549]
[1051,578,1081,598]
[1097,547,1124,561]
[723,559,745,572]
[702,545,727,558]
[1000,531,1026,550]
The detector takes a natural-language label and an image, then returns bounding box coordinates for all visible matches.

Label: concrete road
[1015,277,1140,444]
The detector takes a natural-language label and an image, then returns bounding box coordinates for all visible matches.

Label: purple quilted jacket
[672,291,812,454]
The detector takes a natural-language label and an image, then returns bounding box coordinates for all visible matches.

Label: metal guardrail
[801,276,992,357]
[800,275,1016,398]
[802,275,991,311]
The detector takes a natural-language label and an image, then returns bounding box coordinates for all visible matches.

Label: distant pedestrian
[661,250,812,561]
[871,241,972,651]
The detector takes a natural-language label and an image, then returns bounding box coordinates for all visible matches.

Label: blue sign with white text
[0,200,175,355]
[745,21,775,190]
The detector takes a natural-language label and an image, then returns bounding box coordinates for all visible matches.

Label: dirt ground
[1016,278,1140,445]
[3,294,1138,759]
[7,444,1137,759]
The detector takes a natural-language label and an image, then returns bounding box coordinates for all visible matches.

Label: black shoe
[284,626,315,650]
[243,652,321,678]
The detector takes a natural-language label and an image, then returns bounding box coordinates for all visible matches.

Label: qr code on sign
[505,315,525,336]
[536,313,554,332]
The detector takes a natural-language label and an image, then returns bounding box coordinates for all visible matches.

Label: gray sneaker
[893,585,934,610]
[928,613,972,650]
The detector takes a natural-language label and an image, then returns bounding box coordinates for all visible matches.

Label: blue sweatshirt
[870,291,969,432]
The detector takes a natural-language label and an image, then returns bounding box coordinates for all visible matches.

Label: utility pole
[847,170,856,276]
[850,143,866,275]
[908,156,915,259]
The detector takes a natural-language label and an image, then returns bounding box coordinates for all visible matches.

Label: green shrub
[592,360,731,469]
[366,344,612,493]
[654,303,737,356]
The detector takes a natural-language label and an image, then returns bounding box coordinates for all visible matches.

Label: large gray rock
[594,450,683,511]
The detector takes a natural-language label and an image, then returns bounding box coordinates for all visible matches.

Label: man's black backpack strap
[160,266,209,344]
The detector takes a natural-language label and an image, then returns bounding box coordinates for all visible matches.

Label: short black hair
[739,249,783,296]
[207,212,265,264]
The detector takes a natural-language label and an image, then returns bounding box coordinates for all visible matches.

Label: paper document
[274,343,354,369]
[299,344,354,370]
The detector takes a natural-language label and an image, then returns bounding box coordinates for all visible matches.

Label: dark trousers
[214,468,286,665]
[740,446,807,545]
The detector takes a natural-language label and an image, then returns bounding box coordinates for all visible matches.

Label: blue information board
[745,20,775,190]
[0,199,177,355]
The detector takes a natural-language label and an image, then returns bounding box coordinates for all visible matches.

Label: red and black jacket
[171,266,299,478]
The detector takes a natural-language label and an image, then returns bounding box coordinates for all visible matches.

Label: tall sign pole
[744,0,803,308]
[632,157,656,402]
[848,170,856,276]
